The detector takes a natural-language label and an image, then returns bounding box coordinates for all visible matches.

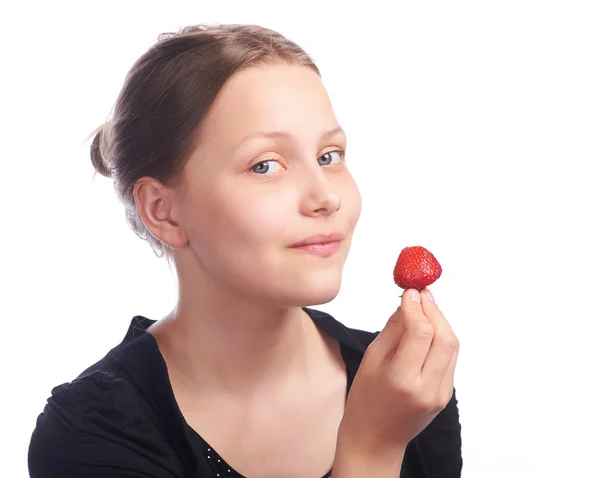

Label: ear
[134,177,188,250]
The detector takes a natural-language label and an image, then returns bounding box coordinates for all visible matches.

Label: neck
[152,262,322,398]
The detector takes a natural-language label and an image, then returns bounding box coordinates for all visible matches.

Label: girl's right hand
[337,287,459,458]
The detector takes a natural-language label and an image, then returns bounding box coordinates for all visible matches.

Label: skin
[135,63,362,477]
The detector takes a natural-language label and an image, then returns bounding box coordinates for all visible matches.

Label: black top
[28,308,462,477]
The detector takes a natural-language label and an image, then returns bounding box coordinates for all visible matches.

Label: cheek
[220,191,293,246]
[343,174,362,230]
[185,187,299,297]
[184,185,293,264]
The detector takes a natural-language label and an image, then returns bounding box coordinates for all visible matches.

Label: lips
[290,233,344,257]
[290,233,344,247]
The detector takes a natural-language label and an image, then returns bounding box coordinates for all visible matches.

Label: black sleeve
[28,372,183,478]
[401,388,463,478]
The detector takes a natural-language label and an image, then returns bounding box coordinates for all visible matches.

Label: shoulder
[304,307,379,353]
[33,367,149,429]
[28,329,188,478]
[344,325,380,348]
[28,369,182,478]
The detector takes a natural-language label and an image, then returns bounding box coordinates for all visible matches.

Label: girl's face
[172,63,362,307]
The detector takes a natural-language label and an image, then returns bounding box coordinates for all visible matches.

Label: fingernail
[424,290,435,303]
[405,289,420,303]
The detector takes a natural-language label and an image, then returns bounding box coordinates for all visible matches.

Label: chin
[278,267,343,308]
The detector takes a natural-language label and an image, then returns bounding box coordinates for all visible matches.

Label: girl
[28,24,462,477]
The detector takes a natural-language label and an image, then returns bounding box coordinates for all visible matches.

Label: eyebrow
[234,126,346,150]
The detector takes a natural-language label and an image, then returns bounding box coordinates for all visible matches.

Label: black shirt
[28,308,462,477]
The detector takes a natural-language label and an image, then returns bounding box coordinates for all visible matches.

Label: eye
[250,160,284,175]
[317,150,345,166]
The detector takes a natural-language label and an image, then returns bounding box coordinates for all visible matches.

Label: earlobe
[134,178,188,250]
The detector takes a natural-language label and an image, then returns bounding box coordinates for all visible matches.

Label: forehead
[199,64,338,146]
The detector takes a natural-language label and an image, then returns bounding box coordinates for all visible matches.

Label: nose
[300,172,342,218]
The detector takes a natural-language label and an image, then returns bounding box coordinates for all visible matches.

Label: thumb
[368,289,422,362]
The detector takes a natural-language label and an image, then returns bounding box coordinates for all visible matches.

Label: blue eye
[318,150,345,166]
[251,151,344,175]
[250,160,284,175]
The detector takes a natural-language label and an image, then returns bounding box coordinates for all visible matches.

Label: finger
[400,288,429,324]
[391,317,435,378]
[440,348,459,397]
[419,289,459,384]
[369,288,424,362]
[390,289,434,375]
[366,306,403,363]
[420,289,455,336]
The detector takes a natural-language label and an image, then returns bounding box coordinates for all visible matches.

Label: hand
[337,288,459,455]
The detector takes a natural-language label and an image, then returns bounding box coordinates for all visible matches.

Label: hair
[88,24,320,257]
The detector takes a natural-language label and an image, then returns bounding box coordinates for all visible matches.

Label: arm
[332,388,462,478]
[331,435,405,478]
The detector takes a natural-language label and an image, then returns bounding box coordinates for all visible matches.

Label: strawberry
[393,246,442,291]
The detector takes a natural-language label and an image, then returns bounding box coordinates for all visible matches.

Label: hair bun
[89,126,112,178]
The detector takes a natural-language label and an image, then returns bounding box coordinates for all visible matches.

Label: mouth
[289,233,344,257]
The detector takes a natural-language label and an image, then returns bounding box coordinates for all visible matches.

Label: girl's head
[90,24,361,308]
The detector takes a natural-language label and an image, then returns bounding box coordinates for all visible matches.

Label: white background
[2,1,599,477]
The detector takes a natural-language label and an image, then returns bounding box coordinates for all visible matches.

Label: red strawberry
[393,246,442,290]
